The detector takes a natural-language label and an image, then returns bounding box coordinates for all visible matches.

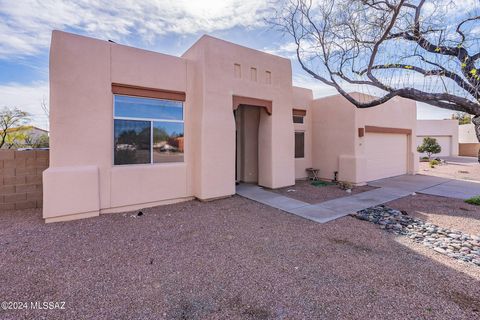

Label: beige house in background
[1,126,49,149]
[416,120,459,157]
[459,123,477,143]
[459,123,479,157]
[44,31,418,222]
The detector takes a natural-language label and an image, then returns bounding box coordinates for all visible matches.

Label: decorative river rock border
[351,205,480,266]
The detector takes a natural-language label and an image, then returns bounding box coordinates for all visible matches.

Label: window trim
[113,93,185,166]
[292,108,306,124]
[112,83,186,102]
[292,109,306,117]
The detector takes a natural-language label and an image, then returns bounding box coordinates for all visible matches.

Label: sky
[0,0,459,130]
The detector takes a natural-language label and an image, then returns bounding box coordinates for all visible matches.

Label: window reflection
[114,119,151,165]
[113,94,185,165]
[153,122,184,163]
[114,95,183,120]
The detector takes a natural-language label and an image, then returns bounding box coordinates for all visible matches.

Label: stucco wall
[45,31,193,222]
[459,123,477,143]
[46,32,301,221]
[311,94,357,182]
[292,86,313,179]
[354,94,418,183]
[311,93,417,184]
[46,31,420,221]
[416,119,459,156]
[183,35,296,193]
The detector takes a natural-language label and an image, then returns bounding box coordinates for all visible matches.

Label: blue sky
[0,0,459,130]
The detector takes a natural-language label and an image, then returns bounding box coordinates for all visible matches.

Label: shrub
[465,195,480,206]
[311,180,335,187]
[417,137,441,159]
[429,159,439,168]
[338,181,353,190]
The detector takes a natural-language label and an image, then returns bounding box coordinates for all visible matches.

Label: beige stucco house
[416,120,459,157]
[43,31,418,222]
[459,123,479,157]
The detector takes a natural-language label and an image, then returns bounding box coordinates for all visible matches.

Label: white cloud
[264,42,298,58]
[0,0,272,58]
[0,82,49,130]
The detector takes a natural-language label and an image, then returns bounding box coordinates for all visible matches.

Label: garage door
[365,133,408,181]
[416,136,451,157]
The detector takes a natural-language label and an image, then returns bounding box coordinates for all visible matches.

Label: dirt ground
[1,196,479,320]
[419,159,480,182]
[386,193,480,236]
[272,180,376,204]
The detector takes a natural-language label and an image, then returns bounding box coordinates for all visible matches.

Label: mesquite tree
[0,107,30,149]
[273,0,480,161]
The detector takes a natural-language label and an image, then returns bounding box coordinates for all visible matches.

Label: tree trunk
[472,115,480,163]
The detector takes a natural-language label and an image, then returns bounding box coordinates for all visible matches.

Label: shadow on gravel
[0,196,479,319]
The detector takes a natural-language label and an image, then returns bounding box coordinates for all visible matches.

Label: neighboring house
[458,123,479,157]
[416,120,459,157]
[1,126,49,149]
[44,31,418,222]
[459,123,477,143]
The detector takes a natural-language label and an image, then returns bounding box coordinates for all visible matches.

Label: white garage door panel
[365,133,408,181]
[416,136,451,157]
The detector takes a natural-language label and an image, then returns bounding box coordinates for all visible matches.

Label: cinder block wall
[0,150,49,211]
[459,143,480,157]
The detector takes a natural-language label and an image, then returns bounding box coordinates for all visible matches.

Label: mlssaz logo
[30,301,66,310]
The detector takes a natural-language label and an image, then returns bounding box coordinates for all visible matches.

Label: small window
[234,63,241,78]
[295,132,305,158]
[293,116,304,124]
[114,95,184,165]
[292,109,306,124]
[250,67,257,81]
[265,71,271,84]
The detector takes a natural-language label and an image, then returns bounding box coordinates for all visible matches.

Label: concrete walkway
[439,156,477,165]
[369,174,480,200]
[236,174,480,224]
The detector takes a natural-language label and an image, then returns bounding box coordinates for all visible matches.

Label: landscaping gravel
[1,196,479,319]
[272,180,376,204]
[352,205,480,266]
[386,194,480,235]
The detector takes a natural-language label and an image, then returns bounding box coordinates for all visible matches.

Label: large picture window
[114,95,184,165]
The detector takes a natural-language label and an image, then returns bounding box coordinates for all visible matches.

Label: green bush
[311,180,335,187]
[429,159,439,168]
[465,195,480,206]
[417,137,441,159]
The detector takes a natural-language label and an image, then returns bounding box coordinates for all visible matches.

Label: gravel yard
[272,180,376,204]
[1,196,479,319]
[387,194,480,235]
[419,159,480,182]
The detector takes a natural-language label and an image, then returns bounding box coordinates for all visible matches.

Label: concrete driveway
[369,174,480,200]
